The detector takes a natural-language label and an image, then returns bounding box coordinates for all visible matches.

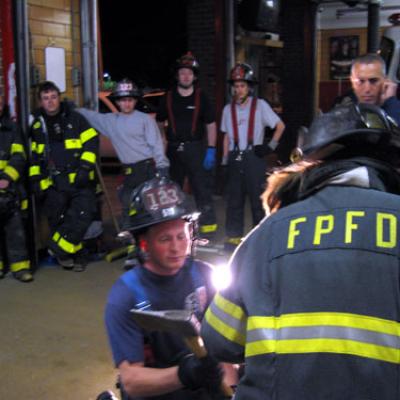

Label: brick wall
[28,0,81,104]
[187,0,217,108]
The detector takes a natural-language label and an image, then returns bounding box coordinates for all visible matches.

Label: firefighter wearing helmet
[0,94,33,282]
[156,52,218,240]
[221,62,285,252]
[104,176,231,399]
[202,103,400,399]
[78,78,169,268]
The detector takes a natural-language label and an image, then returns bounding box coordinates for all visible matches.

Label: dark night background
[98,0,188,90]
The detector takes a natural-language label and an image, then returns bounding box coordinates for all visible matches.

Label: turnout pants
[119,159,157,231]
[167,141,217,234]
[225,149,267,238]
[0,210,30,273]
[44,175,97,257]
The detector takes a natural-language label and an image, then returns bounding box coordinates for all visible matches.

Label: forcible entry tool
[130,309,234,398]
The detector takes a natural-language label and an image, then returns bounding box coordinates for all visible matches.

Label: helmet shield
[109,79,141,99]
[127,177,198,232]
[229,63,258,84]
[302,104,399,159]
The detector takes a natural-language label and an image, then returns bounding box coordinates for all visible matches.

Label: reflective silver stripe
[247,326,400,349]
[209,301,247,335]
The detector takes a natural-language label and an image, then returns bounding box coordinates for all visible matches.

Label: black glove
[74,167,91,188]
[178,354,223,392]
[156,167,170,179]
[254,143,273,158]
[254,139,279,158]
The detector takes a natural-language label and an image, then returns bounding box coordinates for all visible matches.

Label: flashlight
[211,264,232,291]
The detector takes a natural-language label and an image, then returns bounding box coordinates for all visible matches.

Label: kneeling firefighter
[0,95,32,282]
[202,103,400,399]
[104,176,234,399]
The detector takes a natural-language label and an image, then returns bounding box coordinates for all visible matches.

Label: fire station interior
[1,0,400,398]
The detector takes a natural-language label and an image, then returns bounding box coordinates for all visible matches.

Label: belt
[123,158,155,175]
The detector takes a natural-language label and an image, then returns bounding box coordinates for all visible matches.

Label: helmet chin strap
[236,94,249,105]
[177,82,194,90]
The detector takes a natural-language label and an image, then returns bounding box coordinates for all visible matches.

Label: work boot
[73,251,89,272]
[48,249,74,269]
[13,269,34,283]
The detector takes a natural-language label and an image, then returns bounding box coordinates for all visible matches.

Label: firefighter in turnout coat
[202,103,400,399]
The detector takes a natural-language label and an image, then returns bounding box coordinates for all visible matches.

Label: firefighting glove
[203,147,216,170]
[156,167,170,179]
[254,139,279,158]
[74,166,91,188]
[178,354,223,392]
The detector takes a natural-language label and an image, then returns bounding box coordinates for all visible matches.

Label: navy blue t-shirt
[105,258,214,368]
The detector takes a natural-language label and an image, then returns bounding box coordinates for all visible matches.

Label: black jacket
[202,162,400,399]
[29,101,98,191]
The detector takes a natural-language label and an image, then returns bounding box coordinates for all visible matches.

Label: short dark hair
[37,81,61,99]
[351,53,386,76]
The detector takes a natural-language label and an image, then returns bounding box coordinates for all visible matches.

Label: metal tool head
[130,309,200,337]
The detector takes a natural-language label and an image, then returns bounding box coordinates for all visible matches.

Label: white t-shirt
[220,97,281,151]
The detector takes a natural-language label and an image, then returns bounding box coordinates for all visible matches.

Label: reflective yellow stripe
[125,167,133,175]
[227,237,242,245]
[52,232,82,254]
[36,143,45,154]
[246,338,400,364]
[11,143,25,156]
[80,128,97,144]
[245,312,400,364]
[10,260,30,272]
[129,208,137,216]
[215,293,246,320]
[89,170,95,180]
[65,138,82,149]
[20,199,28,210]
[205,307,246,346]
[31,142,44,154]
[33,121,41,129]
[204,293,247,345]
[40,177,53,190]
[200,224,218,233]
[247,312,400,335]
[81,151,96,164]
[69,173,76,184]
[4,165,19,181]
[0,260,3,269]
[0,160,7,170]
[29,165,40,176]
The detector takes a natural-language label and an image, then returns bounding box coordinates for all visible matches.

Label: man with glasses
[339,54,400,125]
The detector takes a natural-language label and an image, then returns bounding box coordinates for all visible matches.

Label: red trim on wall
[0,0,17,117]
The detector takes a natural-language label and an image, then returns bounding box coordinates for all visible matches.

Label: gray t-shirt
[77,108,169,168]
[220,97,281,151]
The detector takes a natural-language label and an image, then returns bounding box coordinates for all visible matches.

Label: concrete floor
[0,186,253,399]
[0,258,121,399]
